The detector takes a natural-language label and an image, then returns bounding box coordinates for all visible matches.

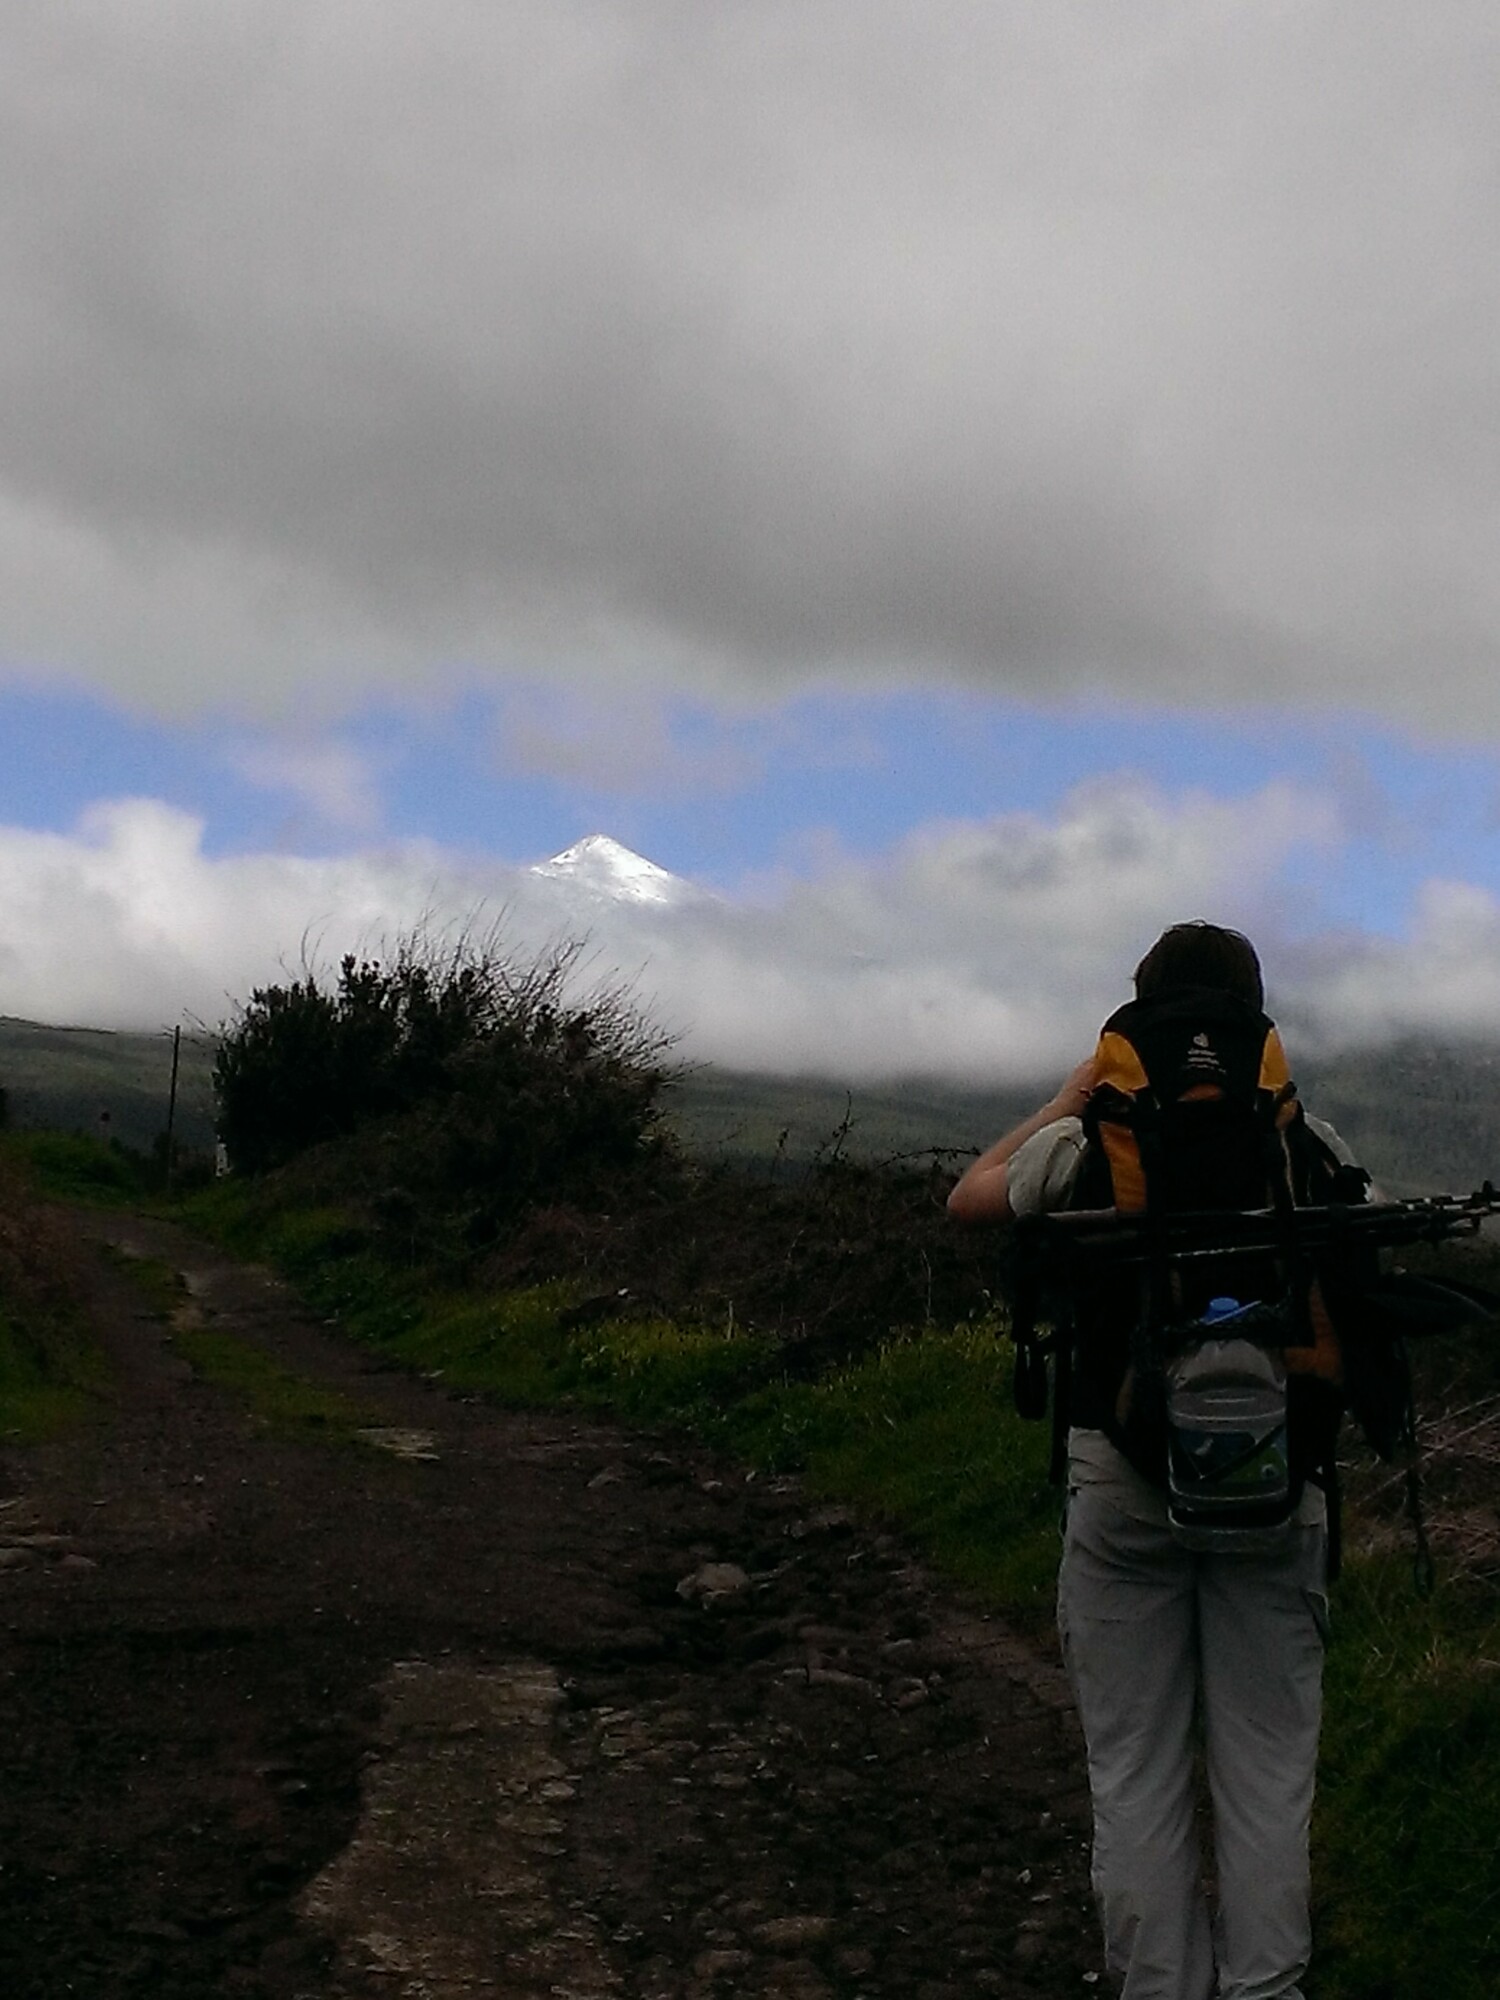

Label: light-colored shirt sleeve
[1005,1115,1088,1216]
[1303,1113,1379,1199]
[1304,1114,1358,1169]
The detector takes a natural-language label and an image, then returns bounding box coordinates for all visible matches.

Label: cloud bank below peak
[1,5,1498,729]
[2,782,1496,1080]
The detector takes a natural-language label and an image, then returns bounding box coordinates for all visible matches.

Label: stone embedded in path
[754,1914,834,1950]
[693,1946,754,1977]
[355,1426,441,1463]
[675,1561,750,1604]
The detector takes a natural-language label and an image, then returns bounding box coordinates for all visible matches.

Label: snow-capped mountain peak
[530,834,692,907]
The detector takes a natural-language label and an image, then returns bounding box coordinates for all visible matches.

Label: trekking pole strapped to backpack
[1017,1185,1500,1274]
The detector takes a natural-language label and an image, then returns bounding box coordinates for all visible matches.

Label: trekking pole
[1017,1186,1500,1274]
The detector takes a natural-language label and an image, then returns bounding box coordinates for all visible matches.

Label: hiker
[949,922,1363,2000]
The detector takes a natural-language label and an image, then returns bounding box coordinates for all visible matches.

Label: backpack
[1028,986,1361,1557]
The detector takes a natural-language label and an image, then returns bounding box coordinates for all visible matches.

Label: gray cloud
[493,683,763,797]
[0,4,1497,725]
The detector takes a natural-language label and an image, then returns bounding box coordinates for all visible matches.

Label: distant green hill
[662,1066,1038,1172]
[3,1014,1499,1194]
[0,1016,1029,1174]
[1296,1040,1500,1196]
[0,1017,217,1156]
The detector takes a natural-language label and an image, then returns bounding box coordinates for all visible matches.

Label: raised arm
[946,1057,1097,1226]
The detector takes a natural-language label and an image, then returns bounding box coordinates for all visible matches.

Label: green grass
[1,1130,149,1205]
[0,1308,102,1442]
[721,1328,1060,1618]
[170,1322,383,1444]
[1312,1559,1500,2000]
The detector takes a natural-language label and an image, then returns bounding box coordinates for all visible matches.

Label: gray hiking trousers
[1056,1437,1328,2000]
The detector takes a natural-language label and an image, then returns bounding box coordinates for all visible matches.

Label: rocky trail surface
[0,1209,1103,1998]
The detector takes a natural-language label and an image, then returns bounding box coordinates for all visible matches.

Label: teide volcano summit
[529,834,698,909]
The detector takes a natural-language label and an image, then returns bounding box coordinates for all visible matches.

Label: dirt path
[0,1209,1102,1999]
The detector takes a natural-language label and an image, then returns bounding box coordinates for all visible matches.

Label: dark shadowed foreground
[0,1209,1101,1999]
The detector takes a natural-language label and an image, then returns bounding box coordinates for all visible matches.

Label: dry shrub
[479,1147,1003,1363]
[1339,1239,1500,1587]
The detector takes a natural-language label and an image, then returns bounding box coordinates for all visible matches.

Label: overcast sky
[4,4,1500,1077]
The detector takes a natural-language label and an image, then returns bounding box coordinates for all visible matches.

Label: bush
[214,931,678,1221]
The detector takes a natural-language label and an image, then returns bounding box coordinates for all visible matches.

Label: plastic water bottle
[1165,1297,1293,1550]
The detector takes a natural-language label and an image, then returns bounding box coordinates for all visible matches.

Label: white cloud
[9,780,1496,1081]
[0,5,1497,728]
[1280,880,1500,1051]
[0,799,486,1029]
[622,782,1346,1076]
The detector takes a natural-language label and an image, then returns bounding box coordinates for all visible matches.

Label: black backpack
[1011,988,1405,1575]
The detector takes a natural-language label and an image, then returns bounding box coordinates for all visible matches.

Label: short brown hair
[1134,922,1264,1010]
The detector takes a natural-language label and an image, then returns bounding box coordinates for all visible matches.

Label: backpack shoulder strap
[1083,1012,1154,1210]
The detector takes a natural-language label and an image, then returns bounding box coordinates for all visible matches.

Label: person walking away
[948,922,1366,2000]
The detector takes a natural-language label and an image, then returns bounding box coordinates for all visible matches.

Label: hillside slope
[4,1013,1500,1193]
[0,1017,217,1154]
